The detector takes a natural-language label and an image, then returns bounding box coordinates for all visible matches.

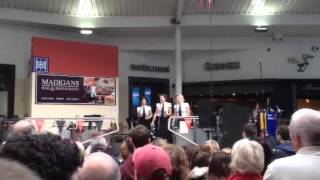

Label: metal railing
[167,116,199,145]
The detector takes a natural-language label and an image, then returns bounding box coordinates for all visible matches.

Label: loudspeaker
[198,100,216,128]
[220,106,249,147]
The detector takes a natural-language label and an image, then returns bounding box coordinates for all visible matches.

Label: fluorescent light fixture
[254,26,268,32]
[80,29,93,35]
[77,0,94,17]
[251,0,266,15]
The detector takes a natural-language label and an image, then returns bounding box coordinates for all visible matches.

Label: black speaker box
[198,100,216,128]
[220,106,249,147]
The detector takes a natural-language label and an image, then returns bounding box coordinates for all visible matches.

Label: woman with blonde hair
[200,139,220,156]
[227,139,264,180]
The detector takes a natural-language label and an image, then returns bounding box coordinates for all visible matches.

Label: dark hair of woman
[208,152,231,180]
[140,96,148,103]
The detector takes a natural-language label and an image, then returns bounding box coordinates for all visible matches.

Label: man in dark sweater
[274,125,295,159]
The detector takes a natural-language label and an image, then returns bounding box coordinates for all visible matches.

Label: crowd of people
[0,108,319,180]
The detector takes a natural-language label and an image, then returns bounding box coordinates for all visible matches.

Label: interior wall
[0,91,8,116]
[0,23,114,118]
[183,37,320,82]
[119,50,175,124]
[1,22,320,123]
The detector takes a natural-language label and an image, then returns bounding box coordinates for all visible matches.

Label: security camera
[272,32,283,41]
[170,17,180,25]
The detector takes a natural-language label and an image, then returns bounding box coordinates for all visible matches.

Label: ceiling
[0,0,319,16]
[0,0,320,37]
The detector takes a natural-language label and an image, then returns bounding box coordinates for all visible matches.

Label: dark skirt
[138,117,151,130]
[155,116,172,143]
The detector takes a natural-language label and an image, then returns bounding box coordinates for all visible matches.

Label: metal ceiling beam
[175,0,185,23]
[1,7,320,28]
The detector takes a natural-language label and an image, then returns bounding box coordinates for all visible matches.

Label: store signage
[204,61,240,71]
[36,74,116,105]
[302,83,320,91]
[32,57,49,73]
[130,64,170,73]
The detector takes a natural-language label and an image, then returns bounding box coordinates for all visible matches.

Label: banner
[36,74,116,105]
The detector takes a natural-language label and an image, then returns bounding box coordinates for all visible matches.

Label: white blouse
[137,105,152,118]
[155,102,172,117]
[174,102,190,117]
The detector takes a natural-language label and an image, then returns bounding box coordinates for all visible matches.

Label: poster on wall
[36,74,116,105]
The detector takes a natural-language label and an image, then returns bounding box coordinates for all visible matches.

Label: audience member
[86,136,119,164]
[242,123,274,174]
[228,139,264,180]
[200,139,220,156]
[133,144,172,180]
[273,125,295,159]
[264,108,320,180]
[221,147,232,154]
[120,137,134,161]
[76,152,120,180]
[182,144,200,166]
[10,120,35,137]
[0,133,83,180]
[75,141,86,160]
[120,138,134,180]
[152,137,168,147]
[189,149,210,180]
[0,158,41,180]
[162,144,189,180]
[208,152,232,180]
[242,123,259,140]
[207,139,220,153]
[128,125,151,148]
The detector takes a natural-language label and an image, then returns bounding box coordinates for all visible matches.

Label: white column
[175,25,182,95]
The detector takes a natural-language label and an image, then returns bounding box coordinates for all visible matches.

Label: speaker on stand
[198,100,219,142]
[219,106,249,148]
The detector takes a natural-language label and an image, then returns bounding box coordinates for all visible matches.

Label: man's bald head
[290,108,320,149]
[12,120,34,136]
[77,152,120,180]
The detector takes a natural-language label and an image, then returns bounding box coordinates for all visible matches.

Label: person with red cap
[133,144,173,180]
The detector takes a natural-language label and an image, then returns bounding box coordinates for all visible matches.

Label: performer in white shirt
[174,94,190,117]
[152,94,172,142]
[136,97,153,130]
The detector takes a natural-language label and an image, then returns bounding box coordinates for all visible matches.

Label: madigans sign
[130,64,170,73]
[204,61,240,71]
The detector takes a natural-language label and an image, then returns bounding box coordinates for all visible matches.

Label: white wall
[183,37,320,82]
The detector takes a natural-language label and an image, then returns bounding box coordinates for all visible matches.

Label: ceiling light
[254,26,268,32]
[251,0,266,15]
[77,0,94,17]
[80,29,93,35]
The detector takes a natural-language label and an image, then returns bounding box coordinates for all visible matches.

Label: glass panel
[132,87,140,107]
[0,91,8,118]
[144,87,152,105]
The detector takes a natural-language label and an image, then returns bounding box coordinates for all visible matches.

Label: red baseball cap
[133,144,173,180]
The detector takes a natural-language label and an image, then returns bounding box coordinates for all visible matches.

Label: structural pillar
[175,25,182,95]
